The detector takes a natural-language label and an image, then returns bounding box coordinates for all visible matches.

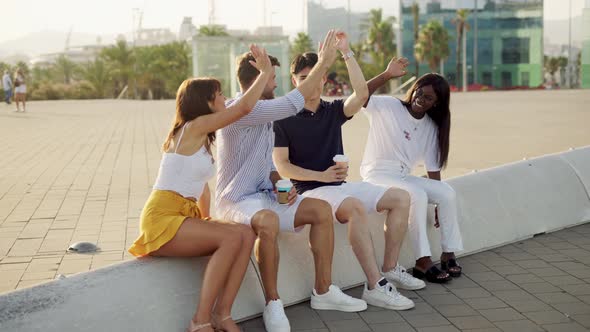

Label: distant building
[254,26,284,37]
[582,0,590,88]
[307,1,368,45]
[401,0,544,89]
[191,34,290,97]
[179,17,197,41]
[135,28,177,47]
[30,45,104,68]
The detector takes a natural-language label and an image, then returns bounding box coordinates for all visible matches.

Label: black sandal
[412,265,451,283]
[441,259,462,277]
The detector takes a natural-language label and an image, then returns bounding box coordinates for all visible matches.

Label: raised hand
[384,57,410,79]
[320,164,348,183]
[248,44,272,74]
[317,29,339,67]
[335,30,350,53]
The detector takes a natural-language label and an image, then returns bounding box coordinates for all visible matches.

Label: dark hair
[402,73,451,169]
[236,52,280,88]
[163,78,221,154]
[290,52,318,75]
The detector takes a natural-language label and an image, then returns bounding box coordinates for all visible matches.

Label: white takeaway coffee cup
[333,154,349,168]
[276,179,293,204]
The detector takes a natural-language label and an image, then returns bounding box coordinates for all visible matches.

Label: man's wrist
[382,71,395,80]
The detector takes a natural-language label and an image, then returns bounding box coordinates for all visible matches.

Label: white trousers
[366,172,464,259]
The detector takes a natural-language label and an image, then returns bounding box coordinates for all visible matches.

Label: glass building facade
[400,0,543,89]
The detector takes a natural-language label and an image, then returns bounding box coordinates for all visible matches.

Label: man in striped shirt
[216,30,366,332]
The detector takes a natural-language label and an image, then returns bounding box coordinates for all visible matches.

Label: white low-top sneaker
[310,284,368,312]
[383,264,426,290]
[263,299,291,332]
[362,278,415,310]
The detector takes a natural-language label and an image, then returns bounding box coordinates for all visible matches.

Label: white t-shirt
[360,96,440,180]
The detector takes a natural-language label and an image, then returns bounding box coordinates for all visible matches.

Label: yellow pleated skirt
[128,190,201,257]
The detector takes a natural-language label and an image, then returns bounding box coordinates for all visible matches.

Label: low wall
[1,147,589,332]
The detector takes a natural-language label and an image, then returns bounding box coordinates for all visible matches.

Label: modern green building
[400,0,543,89]
[582,1,590,89]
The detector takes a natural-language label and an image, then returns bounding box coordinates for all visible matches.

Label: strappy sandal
[187,321,212,332]
[441,258,462,277]
[212,314,233,332]
[412,265,451,283]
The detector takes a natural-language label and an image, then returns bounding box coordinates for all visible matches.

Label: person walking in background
[2,70,12,105]
[14,69,26,112]
[362,60,464,284]
[128,45,272,332]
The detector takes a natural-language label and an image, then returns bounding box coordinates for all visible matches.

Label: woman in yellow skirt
[128,45,273,332]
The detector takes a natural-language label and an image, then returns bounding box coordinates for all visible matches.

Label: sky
[0,0,586,43]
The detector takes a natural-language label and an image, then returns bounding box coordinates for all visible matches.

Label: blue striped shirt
[215,89,305,210]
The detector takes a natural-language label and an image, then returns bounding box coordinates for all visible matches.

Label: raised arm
[336,31,368,117]
[364,57,409,107]
[273,147,347,183]
[296,29,340,101]
[192,44,273,134]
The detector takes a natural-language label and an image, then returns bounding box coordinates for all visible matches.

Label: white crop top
[153,123,216,199]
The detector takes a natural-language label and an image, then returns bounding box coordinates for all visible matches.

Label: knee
[339,198,366,223]
[382,188,411,211]
[251,210,280,240]
[440,183,457,203]
[238,224,257,249]
[307,199,333,225]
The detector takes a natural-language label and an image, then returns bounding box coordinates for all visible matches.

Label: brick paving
[0,90,589,331]
[239,225,590,331]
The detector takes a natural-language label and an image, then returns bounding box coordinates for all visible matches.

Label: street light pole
[567,0,572,88]
[473,0,478,84]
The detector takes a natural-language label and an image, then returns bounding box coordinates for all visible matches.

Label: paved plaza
[0,90,589,331]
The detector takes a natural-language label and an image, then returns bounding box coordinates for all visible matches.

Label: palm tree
[414,20,450,72]
[452,9,470,88]
[82,59,110,98]
[198,25,229,37]
[100,40,135,97]
[290,32,313,58]
[411,2,420,76]
[360,8,396,82]
[54,54,77,84]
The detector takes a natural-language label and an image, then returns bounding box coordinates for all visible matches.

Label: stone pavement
[240,223,590,332]
[0,90,589,314]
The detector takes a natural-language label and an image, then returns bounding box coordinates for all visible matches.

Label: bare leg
[294,198,334,294]
[251,210,281,303]
[335,198,381,288]
[213,222,256,332]
[151,218,244,332]
[22,94,26,111]
[15,94,20,111]
[376,188,410,272]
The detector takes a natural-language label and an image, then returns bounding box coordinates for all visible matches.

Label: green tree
[100,40,135,97]
[411,2,420,76]
[198,25,229,37]
[135,42,190,99]
[414,20,450,72]
[82,59,110,98]
[290,32,314,58]
[360,8,397,86]
[54,54,78,84]
[452,9,470,88]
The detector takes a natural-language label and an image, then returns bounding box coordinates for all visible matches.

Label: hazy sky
[0,0,586,43]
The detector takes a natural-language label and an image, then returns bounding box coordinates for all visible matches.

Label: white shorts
[220,191,305,233]
[15,85,26,94]
[302,181,389,219]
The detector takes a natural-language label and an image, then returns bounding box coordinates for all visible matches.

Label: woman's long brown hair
[401,73,451,169]
[162,78,221,154]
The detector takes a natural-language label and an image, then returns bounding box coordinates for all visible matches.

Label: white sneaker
[362,278,415,310]
[263,299,290,332]
[311,284,367,312]
[383,264,426,290]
